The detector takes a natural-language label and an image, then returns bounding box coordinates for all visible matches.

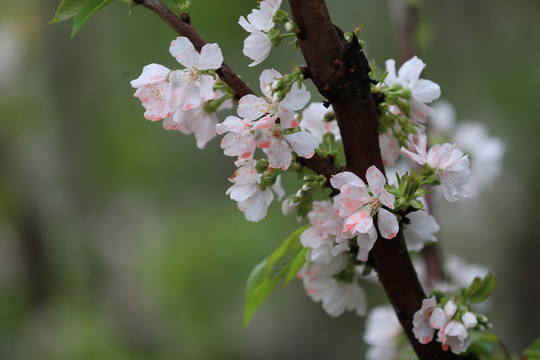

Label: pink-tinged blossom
[238,69,311,129]
[331,166,399,244]
[363,306,403,360]
[162,103,218,149]
[254,121,319,170]
[300,201,353,265]
[238,0,282,66]
[168,37,223,111]
[401,134,471,202]
[412,295,438,344]
[300,102,341,143]
[297,254,367,317]
[131,63,173,121]
[226,164,274,222]
[216,116,256,166]
[379,130,400,166]
[384,56,441,123]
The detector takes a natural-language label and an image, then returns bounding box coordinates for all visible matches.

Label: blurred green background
[1,0,539,358]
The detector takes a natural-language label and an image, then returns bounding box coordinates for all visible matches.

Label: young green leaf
[71,0,117,37]
[243,225,308,327]
[49,0,92,24]
[463,272,495,304]
[523,337,540,358]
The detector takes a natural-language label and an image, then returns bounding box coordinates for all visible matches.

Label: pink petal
[197,43,223,70]
[378,208,399,239]
[177,86,202,111]
[169,36,199,68]
[379,188,395,209]
[284,131,318,158]
[344,210,373,234]
[366,165,386,196]
[266,140,292,170]
[238,95,269,120]
[280,83,311,111]
[199,75,216,101]
[330,171,366,190]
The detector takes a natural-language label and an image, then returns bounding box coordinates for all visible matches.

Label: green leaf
[49,0,92,24]
[463,272,495,304]
[71,0,117,37]
[243,225,308,327]
[524,337,540,357]
[284,246,308,286]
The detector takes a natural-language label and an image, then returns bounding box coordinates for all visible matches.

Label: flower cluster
[331,166,398,260]
[413,297,481,354]
[401,134,471,202]
[131,36,225,149]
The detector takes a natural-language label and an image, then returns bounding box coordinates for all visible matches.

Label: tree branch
[288,1,460,358]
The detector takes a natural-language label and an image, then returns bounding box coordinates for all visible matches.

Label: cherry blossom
[238,69,311,128]
[168,37,223,111]
[363,306,403,360]
[401,134,471,202]
[239,0,282,66]
[254,119,319,170]
[384,56,441,123]
[226,163,274,222]
[430,301,473,355]
[131,63,173,121]
[331,166,399,242]
[297,254,367,317]
[300,201,352,265]
[412,295,438,344]
[239,17,272,67]
[216,115,256,166]
[300,102,341,143]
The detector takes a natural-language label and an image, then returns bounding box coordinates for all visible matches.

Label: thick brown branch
[289,1,460,359]
[133,0,253,98]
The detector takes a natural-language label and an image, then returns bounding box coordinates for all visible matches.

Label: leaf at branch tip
[71,0,117,37]
[49,0,92,24]
[243,225,309,327]
[463,272,495,304]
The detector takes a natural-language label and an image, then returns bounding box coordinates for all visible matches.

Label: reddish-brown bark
[289,1,460,358]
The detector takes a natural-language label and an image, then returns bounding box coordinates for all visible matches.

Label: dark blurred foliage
[0,0,539,358]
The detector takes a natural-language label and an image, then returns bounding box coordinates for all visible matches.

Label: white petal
[169,36,199,68]
[130,63,170,88]
[197,43,223,70]
[378,208,399,239]
[330,171,366,190]
[284,131,319,158]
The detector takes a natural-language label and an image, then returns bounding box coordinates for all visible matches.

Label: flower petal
[197,43,223,70]
[169,36,199,68]
[378,208,399,239]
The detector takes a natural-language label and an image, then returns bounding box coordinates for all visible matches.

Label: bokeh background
[1,0,539,358]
